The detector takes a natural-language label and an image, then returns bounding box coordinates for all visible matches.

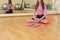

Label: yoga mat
[21,18,54,28]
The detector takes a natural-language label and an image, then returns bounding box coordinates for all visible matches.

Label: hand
[35,18,39,21]
[35,19,38,21]
[44,19,48,23]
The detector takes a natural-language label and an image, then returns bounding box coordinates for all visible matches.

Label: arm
[33,10,37,20]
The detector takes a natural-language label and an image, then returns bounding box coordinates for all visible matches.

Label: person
[27,0,48,26]
[6,0,13,13]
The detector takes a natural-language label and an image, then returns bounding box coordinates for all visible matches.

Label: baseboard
[0,10,59,17]
[0,13,57,17]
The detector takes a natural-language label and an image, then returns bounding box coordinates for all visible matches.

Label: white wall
[54,0,60,13]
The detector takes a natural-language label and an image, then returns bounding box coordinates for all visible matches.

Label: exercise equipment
[2,3,8,10]
[46,4,51,9]
[21,18,54,28]
[21,23,46,28]
[14,4,21,10]
[27,24,34,26]
[25,4,32,8]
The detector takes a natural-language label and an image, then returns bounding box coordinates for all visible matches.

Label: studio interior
[0,0,59,40]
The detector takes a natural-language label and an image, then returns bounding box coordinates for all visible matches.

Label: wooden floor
[0,15,59,40]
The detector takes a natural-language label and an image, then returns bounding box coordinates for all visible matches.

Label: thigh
[40,19,48,24]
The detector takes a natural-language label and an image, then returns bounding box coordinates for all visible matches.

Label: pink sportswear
[7,4,12,10]
[33,4,47,20]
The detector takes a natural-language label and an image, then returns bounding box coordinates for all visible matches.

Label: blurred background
[0,0,60,40]
[0,0,59,14]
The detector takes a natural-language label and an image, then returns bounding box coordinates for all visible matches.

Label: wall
[0,0,53,9]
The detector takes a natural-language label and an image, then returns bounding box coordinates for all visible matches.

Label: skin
[27,0,48,24]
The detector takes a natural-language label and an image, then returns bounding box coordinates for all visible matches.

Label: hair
[35,0,45,10]
[8,0,12,4]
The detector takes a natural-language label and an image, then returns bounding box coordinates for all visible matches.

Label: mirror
[0,0,56,14]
